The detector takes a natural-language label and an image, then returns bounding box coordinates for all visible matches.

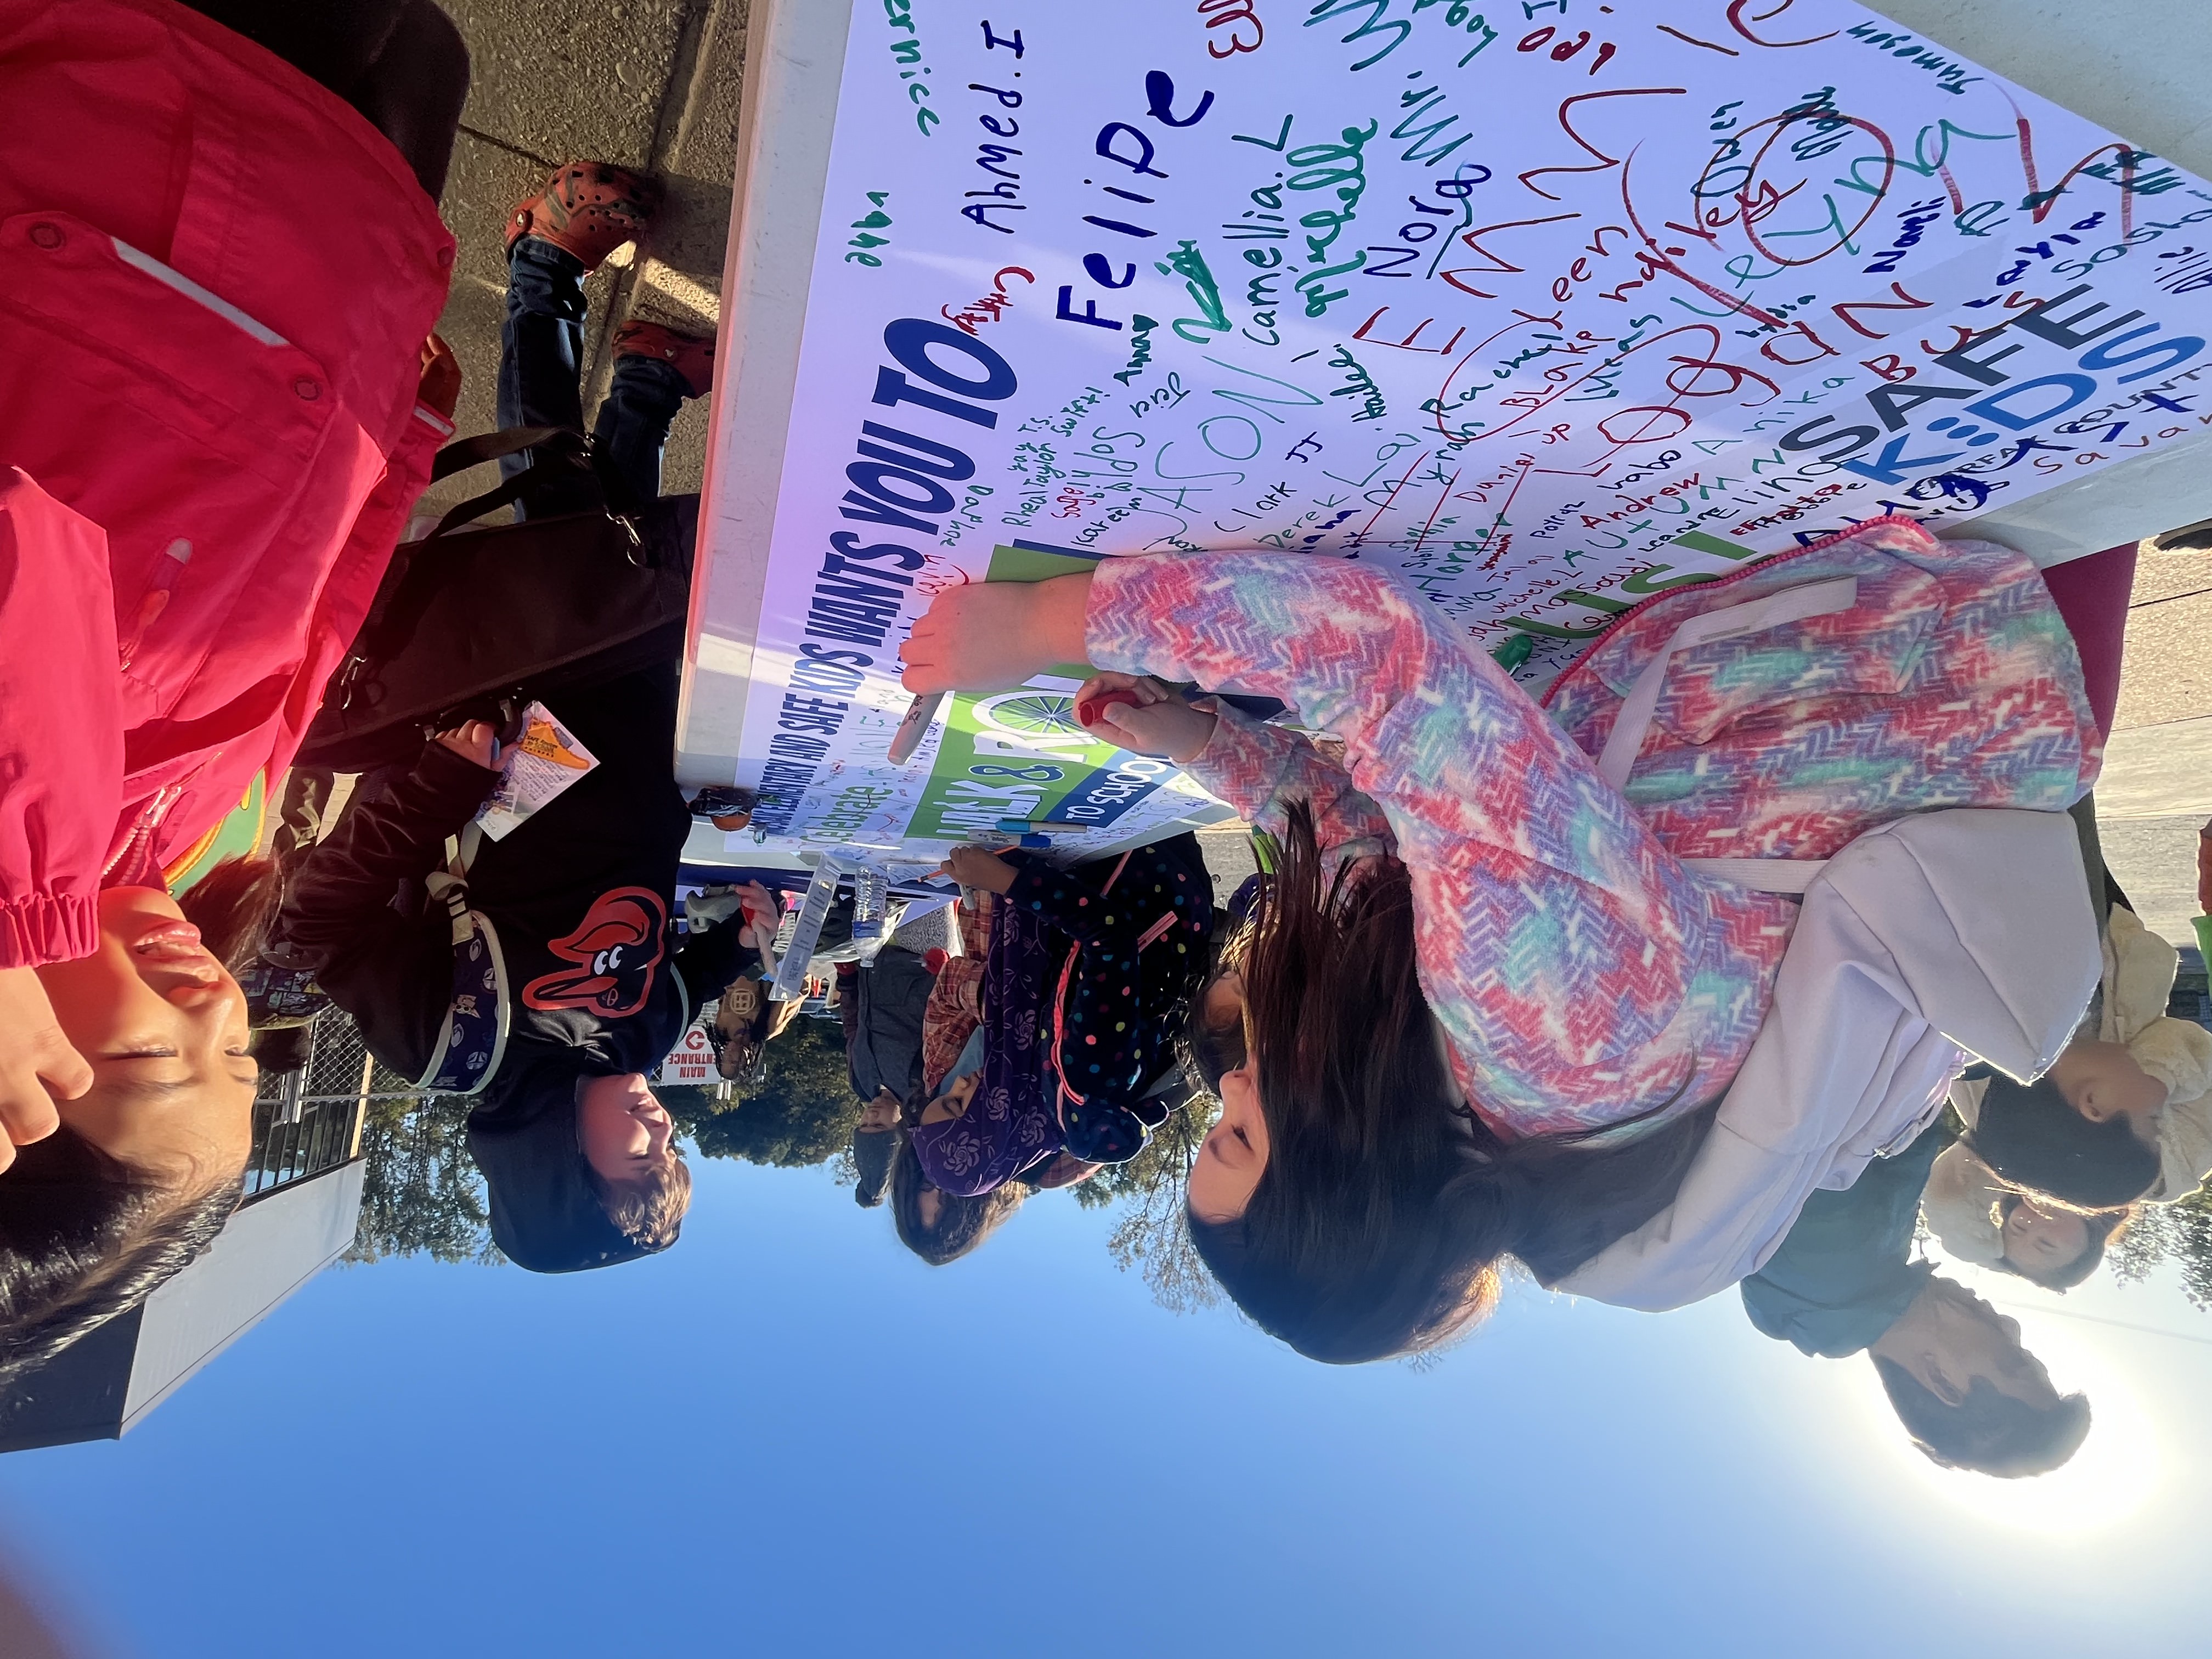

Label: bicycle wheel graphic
[978,692,1086,737]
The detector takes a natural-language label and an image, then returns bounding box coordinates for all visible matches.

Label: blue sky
[2,1155,2208,1658]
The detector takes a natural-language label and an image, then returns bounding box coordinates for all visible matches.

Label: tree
[1070,1096,1221,1313]
[271,1006,502,1267]
[2106,1184,2212,1308]
[662,1016,861,1168]
[346,1092,500,1266]
[337,1007,862,1268]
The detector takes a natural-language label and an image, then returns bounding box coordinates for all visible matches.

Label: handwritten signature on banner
[724,0,2212,852]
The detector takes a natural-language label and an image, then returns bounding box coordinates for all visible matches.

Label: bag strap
[415,827,509,1096]
[421,426,611,543]
[1595,576,1859,792]
[425,472,556,540]
[1683,856,1829,894]
[413,905,512,1095]
[431,426,577,482]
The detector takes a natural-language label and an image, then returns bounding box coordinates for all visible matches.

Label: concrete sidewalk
[2097,547,2212,946]
[421,0,751,520]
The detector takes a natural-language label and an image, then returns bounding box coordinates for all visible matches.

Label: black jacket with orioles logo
[275,665,751,1098]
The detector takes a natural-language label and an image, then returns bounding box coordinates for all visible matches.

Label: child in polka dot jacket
[928,832,1214,1177]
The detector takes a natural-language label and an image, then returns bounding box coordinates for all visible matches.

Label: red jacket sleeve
[0,469,124,967]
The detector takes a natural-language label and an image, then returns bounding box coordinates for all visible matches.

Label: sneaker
[505,160,663,271]
[614,319,716,398]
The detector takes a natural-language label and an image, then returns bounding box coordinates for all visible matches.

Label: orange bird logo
[522,887,669,1015]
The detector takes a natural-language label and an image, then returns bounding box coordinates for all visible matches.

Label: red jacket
[0,0,455,968]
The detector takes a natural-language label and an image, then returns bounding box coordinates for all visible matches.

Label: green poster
[905,543,1195,844]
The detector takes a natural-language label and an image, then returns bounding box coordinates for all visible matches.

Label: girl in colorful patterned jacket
[900,518,2106,1363]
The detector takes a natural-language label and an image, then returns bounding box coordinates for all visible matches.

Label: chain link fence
[245,1012,500,1264]
[242,1014,390,1204]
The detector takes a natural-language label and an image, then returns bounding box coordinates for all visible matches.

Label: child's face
[577,1074,675,1181]
[1189,1062,1267,1224]
[857,1089,901,1132]
[2001,1195,2091,1277]
[918,1071,980,1125]
[2049,1039,2168,1144]
[31,887,257,1186]
[1187,972,1266,1225]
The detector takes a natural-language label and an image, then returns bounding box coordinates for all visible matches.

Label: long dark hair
[1188,805,1713,1364]
[177,856,286,977]
[1968,1075,2162,1210]
[1871,1356,2091,1477]
[888,1141,1029,1265]
[0,1129,242,1385]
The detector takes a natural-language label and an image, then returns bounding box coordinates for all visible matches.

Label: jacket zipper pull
[117,539,192,670]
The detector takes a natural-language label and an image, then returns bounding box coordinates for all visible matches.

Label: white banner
[713,0,2212,854]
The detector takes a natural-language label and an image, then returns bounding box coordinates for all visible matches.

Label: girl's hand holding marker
[1074,673,1217,763]
[895,573,1217,767]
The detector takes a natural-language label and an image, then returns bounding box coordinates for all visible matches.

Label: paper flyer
[474,702,601,841]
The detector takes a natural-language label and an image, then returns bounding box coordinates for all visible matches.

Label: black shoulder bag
[298,427,697,772]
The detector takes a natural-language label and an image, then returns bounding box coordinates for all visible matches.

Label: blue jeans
[498,238,686,518]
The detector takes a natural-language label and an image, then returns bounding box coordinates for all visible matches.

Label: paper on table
[475,702,600,841]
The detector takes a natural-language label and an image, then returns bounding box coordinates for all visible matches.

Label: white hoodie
[1558,808,2101,1312]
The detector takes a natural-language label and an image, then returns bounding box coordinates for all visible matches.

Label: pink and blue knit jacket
[1082,518,2100,1140]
